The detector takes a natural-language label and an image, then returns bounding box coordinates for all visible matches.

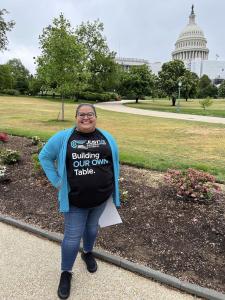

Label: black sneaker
[81,252,98,273]
[57,271,72,299]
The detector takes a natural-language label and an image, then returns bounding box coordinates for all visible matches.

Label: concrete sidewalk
[0,222,197,300]
[95,101,225,125]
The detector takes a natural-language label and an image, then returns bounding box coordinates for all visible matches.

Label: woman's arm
[38,131,63,188]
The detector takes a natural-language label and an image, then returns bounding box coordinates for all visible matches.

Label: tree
[0,64,13,90]
[36,13,88,120]
[0,9,15,51]
[197,74,218,98]
[6,58,30,94]
[158,60,186,106]
[118,64,154,103]
[150,75,166,98]
[75,20,117,92]
[218,80,225,98]
[179,70,199,101]
[199,97,213,110]
[28,75,43,96]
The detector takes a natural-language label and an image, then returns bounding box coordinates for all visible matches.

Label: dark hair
[75,103,97,117]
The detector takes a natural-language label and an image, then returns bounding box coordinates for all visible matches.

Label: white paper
[99,196,122,228]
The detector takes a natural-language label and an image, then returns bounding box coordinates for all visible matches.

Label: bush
[164,168,221,204]
[30,136,45,154]
[121,190,128,203]
[2,89,20,96]
[0,132,9,143]
[31,136,41,146]
[0,149,21,165]
[32,153,43,174]
[0,165,7,182]
[119,177,129,203]
[199,97,213,110]
[76,91,118,102]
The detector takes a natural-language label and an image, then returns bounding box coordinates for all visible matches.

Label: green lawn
[125,99,225,117]
[1,96,225,181]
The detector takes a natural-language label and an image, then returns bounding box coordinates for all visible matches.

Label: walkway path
[0,222,197,300]
[95,100,225,125]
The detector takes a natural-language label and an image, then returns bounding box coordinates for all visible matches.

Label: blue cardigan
[39,127,120,212]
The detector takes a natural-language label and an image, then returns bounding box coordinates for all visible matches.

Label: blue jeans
[61,201,107,271]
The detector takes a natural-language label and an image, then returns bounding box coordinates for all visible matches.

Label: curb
[1,214,225,300]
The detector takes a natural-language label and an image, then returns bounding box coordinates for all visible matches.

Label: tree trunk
[61,94,64,121]
[136,97,139,104]
[172,97,176,106]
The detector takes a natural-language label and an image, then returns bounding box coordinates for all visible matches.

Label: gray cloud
[0,0,224,73]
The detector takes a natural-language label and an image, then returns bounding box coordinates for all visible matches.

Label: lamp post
[177,81,182,112]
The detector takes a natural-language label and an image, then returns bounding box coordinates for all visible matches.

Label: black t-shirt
[66,128,114,208]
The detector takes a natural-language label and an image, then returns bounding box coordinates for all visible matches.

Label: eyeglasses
[77,112,96,119]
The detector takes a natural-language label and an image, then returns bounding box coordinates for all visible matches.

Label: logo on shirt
[87,140,106,148]
[71,140,87,149]
[71,139,106,149]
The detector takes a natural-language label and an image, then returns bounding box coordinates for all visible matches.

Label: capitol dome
[172,5,209,61]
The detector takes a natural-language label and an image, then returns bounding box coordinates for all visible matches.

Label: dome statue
[172,5,209,62]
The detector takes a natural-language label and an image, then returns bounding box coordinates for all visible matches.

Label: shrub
[76,91,118,102]
[0,149,21,165]
[2,89,20,96]
[31,136,41,146]
[164,168,221,203]
[121,190,129,203]
[199,97,213,110]
[0,165,7,182]
[37,142,45,154]
[0,132,9,143]
[0,164,10,183]
[119,177,129,203]
[30,136,44,154]
[32,153,43,174]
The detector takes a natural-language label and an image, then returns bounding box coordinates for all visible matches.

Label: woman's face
[76,105,97,133]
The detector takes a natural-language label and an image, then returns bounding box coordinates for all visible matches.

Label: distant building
[115,57,149,71]
[115,57,162,75]
[172,5,225,81]
[172,5,209,62]
[116,5,225,81]
[187,60,225,83]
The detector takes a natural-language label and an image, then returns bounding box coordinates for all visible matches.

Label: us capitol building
[172,5,208,61]
[116,5,225,83]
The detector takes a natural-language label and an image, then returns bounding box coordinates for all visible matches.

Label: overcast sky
[1,0,225,74]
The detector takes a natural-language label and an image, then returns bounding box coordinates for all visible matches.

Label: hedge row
[0,89,20,96]
[0,89,120,102]
[76,91,119,102]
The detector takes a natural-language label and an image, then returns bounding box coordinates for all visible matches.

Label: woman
[39,104,120,299]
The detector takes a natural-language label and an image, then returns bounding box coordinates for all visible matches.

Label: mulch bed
[0,136,225,294]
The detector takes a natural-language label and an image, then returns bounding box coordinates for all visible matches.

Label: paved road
[0,222,197,300]
[95,100,225,125]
